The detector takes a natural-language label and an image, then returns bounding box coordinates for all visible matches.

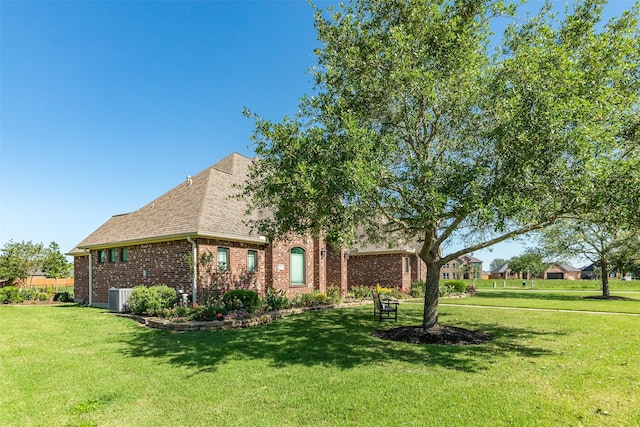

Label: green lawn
[1,292,639,426]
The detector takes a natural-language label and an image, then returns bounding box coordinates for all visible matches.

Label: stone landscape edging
[114,300,370,332]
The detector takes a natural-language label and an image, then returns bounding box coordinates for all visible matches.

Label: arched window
[290,247,305,285]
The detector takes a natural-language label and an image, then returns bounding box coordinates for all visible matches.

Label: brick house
[68,153,347,307]
[489,262,580,280]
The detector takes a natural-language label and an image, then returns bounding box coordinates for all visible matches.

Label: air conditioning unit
[108,288,133,312]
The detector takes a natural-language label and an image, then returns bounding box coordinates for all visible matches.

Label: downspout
[86,249,93,306]
[186,236,197,304]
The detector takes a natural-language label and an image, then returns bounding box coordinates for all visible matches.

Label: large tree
[0,240,46,287]
[243,0,640,329]
[41,242,72,289]
[508,250,550,286]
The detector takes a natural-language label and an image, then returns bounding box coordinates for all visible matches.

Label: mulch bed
[373,325,494,345]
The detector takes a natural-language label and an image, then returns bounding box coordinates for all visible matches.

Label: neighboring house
[489,262,580,280]
[542,263,581,280]
[580,263,598,280]
[441,255,483,281]
[68,153,347,307]
[488,263,519,280]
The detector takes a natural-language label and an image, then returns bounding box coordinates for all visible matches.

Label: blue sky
[0,0,631,267]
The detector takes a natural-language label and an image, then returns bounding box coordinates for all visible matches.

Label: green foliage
[375,284,400,299]
[348,286,372,300]
[242,0,640,330]
[189,305,225,322]
[41,242,72,280]
[127,285,177,316]
[291,291,329,307]
[326,286,342,304]
[0,286,22,303]
[410,280,425,298]
[442,280,467,294]
[263,288,291,311]
[54,291,74,302]
[222,289,261,313]
[0,240,46,286]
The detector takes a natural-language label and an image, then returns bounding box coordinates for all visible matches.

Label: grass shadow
[119,305,559,374]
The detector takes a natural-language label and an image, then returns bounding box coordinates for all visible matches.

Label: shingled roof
[68,153,265,254]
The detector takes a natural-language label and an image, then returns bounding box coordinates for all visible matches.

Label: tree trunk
[422,260,441,329]
[600,258,610,298]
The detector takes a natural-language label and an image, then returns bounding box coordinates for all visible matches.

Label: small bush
[443,280,467,294]
[222,289,261,313]
[128,285,178,316]
[21,288,35,300]
[410,280,425,298]
[0,286,22,304]
[189,305,221,322]
[263,288,290,311]
[376,284,400,299]
[57,291,74,302]
[326,286,342,304]
[348,286,371,300]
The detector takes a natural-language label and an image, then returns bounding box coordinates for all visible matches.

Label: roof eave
[75,232,268,251]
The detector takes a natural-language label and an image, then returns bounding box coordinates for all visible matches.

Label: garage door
[547,272,564,280]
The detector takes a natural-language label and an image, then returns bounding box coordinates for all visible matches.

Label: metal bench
[372,290,398,321]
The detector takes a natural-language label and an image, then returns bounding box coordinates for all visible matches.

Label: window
[290,247,305,285]
[247,250,257,272]
[218,247,229,272]
[442,272,450,279]
[121,248,129,262]
[109,249,117,263]
[98,250,106,263]
[444,263,449,269]
[404,257,409,273]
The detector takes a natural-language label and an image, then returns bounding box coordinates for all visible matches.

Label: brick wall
[194,238,266,296]
[326,244,347,293]
[73,255,89,302]
[268,236,323,297]
[348,253,412,291]
[73,239,269,305]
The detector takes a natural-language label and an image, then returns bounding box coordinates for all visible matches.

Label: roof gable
[71,153,263,251]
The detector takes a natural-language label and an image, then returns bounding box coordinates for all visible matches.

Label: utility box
[108,288,133,312]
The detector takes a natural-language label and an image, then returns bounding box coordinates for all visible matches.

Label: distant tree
[538,217,640,297]
[0,240,46,287]
[508,250,550,286]
[243,0,640,329]
[41,242,72,289]
[489,258,508,272]
[610,238,640,279]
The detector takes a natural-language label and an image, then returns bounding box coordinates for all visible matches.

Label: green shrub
[263,288,290,311]
[348,286,372,300]
[376,284,400,299]
[313,292,327,305]
[55,291,74,302]
[128,285,177,316]
[21,288,37,301]
[222,289,261,313]
[444,280,467,293]
[189,305,222,322]
[326,286,342,304]
[36,291,48,301]
[0,286,22,304]
[410,280,425,298]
